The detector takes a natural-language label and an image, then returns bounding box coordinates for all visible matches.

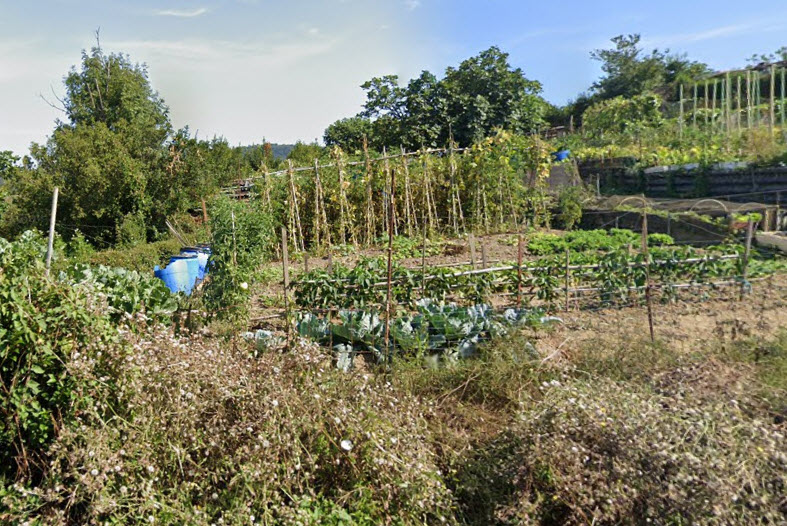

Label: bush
[0,232,126,478]
[452,373,787,524]
[205,196,276,323]
[556,186,583,230]
[2,335,456,524]
[86,237,182,271]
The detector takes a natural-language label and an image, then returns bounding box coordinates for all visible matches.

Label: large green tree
[5,46,175,245]
[324,47,546,150]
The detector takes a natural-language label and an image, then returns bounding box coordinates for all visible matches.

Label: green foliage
[61,264,177,323]
[582,93,663,136]
[0,232,125,477]
[328,47,546,150]
[323,117,373,153]
[556,186,584,230]
[85,237,181,271]
[590,34,709,102]
[204,196,275,323]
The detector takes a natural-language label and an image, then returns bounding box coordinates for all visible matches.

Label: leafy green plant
[0,232,126,478]
[204,196,275,323]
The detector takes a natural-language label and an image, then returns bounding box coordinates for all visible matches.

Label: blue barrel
[167,256,200,293]
[154,259,195,294]
[179,248,211,280]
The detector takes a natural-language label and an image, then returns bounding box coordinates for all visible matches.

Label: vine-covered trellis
[223,131,555,251]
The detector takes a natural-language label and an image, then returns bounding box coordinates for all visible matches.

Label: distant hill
[241,143,296,160]
[269,143,295,159]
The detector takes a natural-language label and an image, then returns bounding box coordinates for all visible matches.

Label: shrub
[205,196,275,323]
[453,374,787,524]
[0,232,126,478]
[556,186,584,230]
[2,334,456,524]
[87,237,182,272]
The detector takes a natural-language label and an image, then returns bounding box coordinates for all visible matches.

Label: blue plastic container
[180,248,211,280]
[154,259,195,295]
[169,255,200,288]
[551,149,570,162]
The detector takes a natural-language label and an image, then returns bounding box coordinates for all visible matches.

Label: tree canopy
[324,47,547,150]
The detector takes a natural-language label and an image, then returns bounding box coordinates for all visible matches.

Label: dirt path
[532,274,787,358]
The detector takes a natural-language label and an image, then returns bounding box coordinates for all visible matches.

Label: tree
[323,117,373,153]
[8,44,177,245]
[327,47,547,150]
[590,34,709,103]
[591,35,667,100]
[441,47,546,145]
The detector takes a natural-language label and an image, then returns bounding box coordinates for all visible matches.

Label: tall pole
[45,187,59,276]
[692,83,698,128]
[641,212,655,342]
[769,65,776,139]
[678,83,684,138]
[384,155,396,366]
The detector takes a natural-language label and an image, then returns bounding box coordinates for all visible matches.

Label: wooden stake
[641,213,655,342]
[679,83,684,137]
[517,234,523,308]
[692,83,698,128]
[384,154,396,366]
[201,197,208,223]
[705,80,710,127]
[45,187,59,276]
[304,252,309,273]
[770,65,776,139]
[481,242,488,269]
[781,68,786,133]
[736,75,742,133]
[230,210,237,267]
[564,246,571,312]
[746,70,753,129]
[469,233,477,269]
[281,227,290,347]
[421,216,428,298]
[741,219,754,299]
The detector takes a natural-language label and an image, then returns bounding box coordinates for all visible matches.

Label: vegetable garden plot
[286,240,747,370]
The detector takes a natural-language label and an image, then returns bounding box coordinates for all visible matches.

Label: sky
[1,0,787,157]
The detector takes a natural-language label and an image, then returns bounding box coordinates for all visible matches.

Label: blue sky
[1,0,786,156]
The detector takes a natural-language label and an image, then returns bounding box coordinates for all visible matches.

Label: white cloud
[404,0,420,11]
[154,7,209,18]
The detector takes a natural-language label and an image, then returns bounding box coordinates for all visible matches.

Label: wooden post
[781,68,786,133]
[481,243,488,269]
[45,187,59,275]
[736,75,742,133]
[770,65,776,139]
[384,155,396,365]
[564,246,571,312]
[304,252,309,273]
[746,70,753,129]
[726,72,733,133]
[741,219,754,299]
[711,80,717,131]
[705,79,710,126]
[281,227,290,347]
[679,83,684,138]
[692,83,698,128]
[230,210,237,267]
[201,197,208,223]
[421,218,427,298]
[516,234,523,308]
[327,252,333,273]
[641,213,655,342]
[469,233,477,269]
